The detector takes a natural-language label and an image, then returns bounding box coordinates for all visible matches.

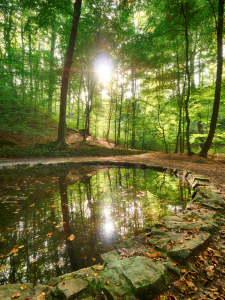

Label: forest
[0,0,224,157]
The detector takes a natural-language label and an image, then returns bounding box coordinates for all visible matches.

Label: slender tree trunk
[57,0,82,147]
[181,2,192,156]
[131,75,136,149]
[76,71,83,129]
[117,85,123,145]
[21,20,25,106]
[106,90,113,141]
[199,0,224,157]
[114,95,118,146]
[28,32,33,107]
[48,23,56,114]
[175,47,182,153]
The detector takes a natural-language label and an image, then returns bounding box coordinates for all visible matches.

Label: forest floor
[1,130,225,300]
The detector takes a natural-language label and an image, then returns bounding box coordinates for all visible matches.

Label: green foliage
[0,0,225,155]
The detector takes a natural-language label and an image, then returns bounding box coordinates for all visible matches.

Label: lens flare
[94,55,114,83]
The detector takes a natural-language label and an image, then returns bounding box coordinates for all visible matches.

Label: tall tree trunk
[28,32,33,107]
[181,2,192,156]
[57,0,82,147]
[199,0,224,157]
[48,23,56,114]
[106,90,113,141]
[114,95,118,146]
[76,71,83,129]
[117,85,123,145]
[175,47,182,153]
[131,75,136,149]
[21,20,25,106]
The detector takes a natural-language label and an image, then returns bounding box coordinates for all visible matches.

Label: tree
[57,0,82,147]
[199,0,224,157]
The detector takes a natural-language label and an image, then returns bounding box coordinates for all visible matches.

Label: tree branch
[206,0,218,30]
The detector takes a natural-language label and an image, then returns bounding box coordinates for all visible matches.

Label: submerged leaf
[11,292,21,298]
[68,234,75,241]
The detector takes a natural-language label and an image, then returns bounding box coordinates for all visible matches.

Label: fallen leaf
[92,257,96,261]
[11,292,21,298]
[37,292,45,300]
[58,247,62,251]
[20,285,27,290]
[146,252,161,258]
[11,248,18,253]
[96,261,106,271]
[94,273,98,277]
[46,233,53,237]
[68,234,75,241]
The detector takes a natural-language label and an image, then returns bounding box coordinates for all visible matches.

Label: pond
[0,164,191,284]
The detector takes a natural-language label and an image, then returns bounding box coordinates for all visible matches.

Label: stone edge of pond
[0,161,224,300]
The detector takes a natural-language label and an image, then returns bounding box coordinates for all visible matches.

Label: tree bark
[57,0,82,147]
[48,23,56,114]
[181,2,192,156]
[199,0,224,157]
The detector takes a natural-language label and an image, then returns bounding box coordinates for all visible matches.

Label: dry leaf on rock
[11,292,21,298]
[146,252,160,258]
[96,261,106,271]
[20,285,27,290]
[37,292,45,300]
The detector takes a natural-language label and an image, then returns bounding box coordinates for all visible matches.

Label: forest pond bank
[0,164,191,284]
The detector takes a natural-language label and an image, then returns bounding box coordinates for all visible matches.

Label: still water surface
[0,165,191,284]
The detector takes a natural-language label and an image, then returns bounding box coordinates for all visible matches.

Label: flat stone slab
[122,256,170,297]
[149,228,211,263]
[56,278,88,300]
[0,283,52,300]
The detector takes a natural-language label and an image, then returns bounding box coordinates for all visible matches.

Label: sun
[94,55,114,84]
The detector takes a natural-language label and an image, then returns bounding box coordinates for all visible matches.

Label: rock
[56,278,88,300]
[161,216,184,222]
[192,180,210,188]
[168,232,211,263]
[103,270,135,300]
[122,256,170,297]
[185,262,198,273]
[0,283,52,300]
[201,202,224,213]
[116,238,137,250]
[48,277,59,286]
[194,186,224,203]
[102,250,125,275]
[162,261,181,276]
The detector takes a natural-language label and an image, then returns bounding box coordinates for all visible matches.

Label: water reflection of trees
[0,166,191,284]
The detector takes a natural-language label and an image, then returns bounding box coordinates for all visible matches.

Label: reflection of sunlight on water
[104,221,114,235]
[168,205,183,212]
